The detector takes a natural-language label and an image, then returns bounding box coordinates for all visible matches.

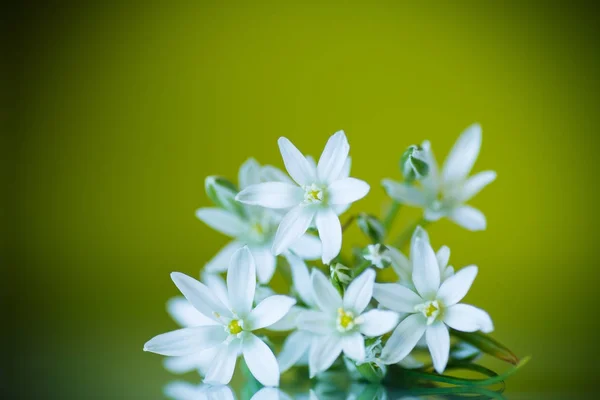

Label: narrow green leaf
[452,330,520,365]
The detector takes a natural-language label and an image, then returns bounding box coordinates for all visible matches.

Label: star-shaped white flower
[373,236,494,373]
[197,158,321,283]
[236,131,370,264]
[382,124,496,231]
[363,244,392,269]
[297,268,400,377]
[144,247,296,386]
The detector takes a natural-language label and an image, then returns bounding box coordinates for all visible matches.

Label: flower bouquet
[143,125,528,395]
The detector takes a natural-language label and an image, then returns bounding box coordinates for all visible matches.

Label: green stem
[393,218,428,249]
[342,214,357,232]
[354,260,372,277]
[383,201,401,232]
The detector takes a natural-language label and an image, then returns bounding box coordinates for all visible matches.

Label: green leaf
[204,176,244,216]
[452,330,520,365]
[357,213,386,243]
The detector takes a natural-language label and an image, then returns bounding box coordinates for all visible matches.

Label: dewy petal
[381,180,427,206]
[342,332,365,362]
[195,208,248,238]
[343,268,375,314]
[287,234,321,260]
[297,310,336,335]
[380,313,427,364]
[358,309,400,337]
[286,253,315,307]
[267,305,304,332]
[449,205,487,231]
[426,322,450,373]
[163,347,218,375]
[310,269,343,312]
[272,206,316,255]
[459,170,496,202]
[278,137,317,186]
[444,304,494,333]
[227,247,256,317]
[204,241,244,274]
[309,334,344,378]
[171,272,231,322]
[236,182,304,209]
[167,297,216,328]
[315,207,342,264]
[239,158,262,189]
[387,246,412,282]
[204,340,241,385]
[250,246,277,284]
[243,333,280,387]
[247,295,296,330]
[373,283,422,313]
[441,123,482,185]
[436,245,450,272]
[437,265,478,306]
[277,330,313,373]
[261,165,295,185]
[317,130,350,184]
[143,326,227,356]
[328,178,370,205]
[411,237,441,299]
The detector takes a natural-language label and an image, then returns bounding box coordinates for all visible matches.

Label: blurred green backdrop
[8,1,600,398]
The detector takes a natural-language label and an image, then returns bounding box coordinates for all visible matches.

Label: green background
[8,1,599,398]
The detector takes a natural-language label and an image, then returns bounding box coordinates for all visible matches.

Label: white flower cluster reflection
[144,126,496,387]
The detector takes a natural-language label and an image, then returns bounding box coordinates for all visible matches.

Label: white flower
[382,124,496,231]
[197,158,321,283]
[164,382,235,400]
[236,131,370,264]
[373,236,494,373]
[297,268,400,377]
[363,244,392,269]
[144,247,296,386]
[388,226,454,289]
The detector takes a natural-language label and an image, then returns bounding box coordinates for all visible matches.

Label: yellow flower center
[415,300,441,325]
[337,308,356,332]
[303,184,324,205]
[424,302,438,317]
[228,319,243,335]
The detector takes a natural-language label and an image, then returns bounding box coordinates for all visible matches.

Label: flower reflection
[164,381,235,400]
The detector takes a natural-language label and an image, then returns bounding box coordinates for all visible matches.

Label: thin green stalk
[383,201,401,232]
[393,218,428,249]
[354,260,372,277]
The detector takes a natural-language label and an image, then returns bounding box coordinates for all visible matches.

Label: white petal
[372,283,422,313]
[317,130,350,184]
[204,341,240,385]
[444,304,494,333]
[278,137,317,185]
[272,206,316,255]
[420,140,440,195]
[449,206,487,231]
[381,180,427,206]
[171,272,231,322]
[205,385,236,400]
[309,334,343,377]
[250,388,294,400]
[436,245,450,272]
[143,326,227,356]
[437,266,478,306]
[287,234,321,260]
[460,170,496,202]
[315,207,342,264]
[332,203,350,216]
[358,309,400,337]
[163,347,218,375]
[227,247,256,317]
[202,271,230,309]
[398,354,425,369]
[266,305,304,331]
[341,332,365,362]
[236,182,304,209]
[196,208,248,237]
[411,237,440,299]
[261,165,295,184]
[251,246,277,284]
[337,157,351,180]
[297,310,336,334]
[328,178,370,205]
[305,155,317,170]
[426,323,450,373]
[424,207,448,222]
[410,225,430,255]
[387,246,411,282]
[247,295,296,330]
[441,123,482,185]
[243,334,280,387]
[205,241,244,274]
[343,268,375,314]
[286,253,315,307]
[167,297,216,327]
[163,381,203,400]
[277,330,313,373]
[239,158,262,189]
[310,269,342,312]
[380,314,427,364]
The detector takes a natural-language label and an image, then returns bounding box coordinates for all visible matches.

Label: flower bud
[205,176,243,215]
[400,145,429,181]
[362,244,392,269]
[357,213,386,243]
[330,263,352,294]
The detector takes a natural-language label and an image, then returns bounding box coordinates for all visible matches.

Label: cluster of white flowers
[144,126,496,388]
